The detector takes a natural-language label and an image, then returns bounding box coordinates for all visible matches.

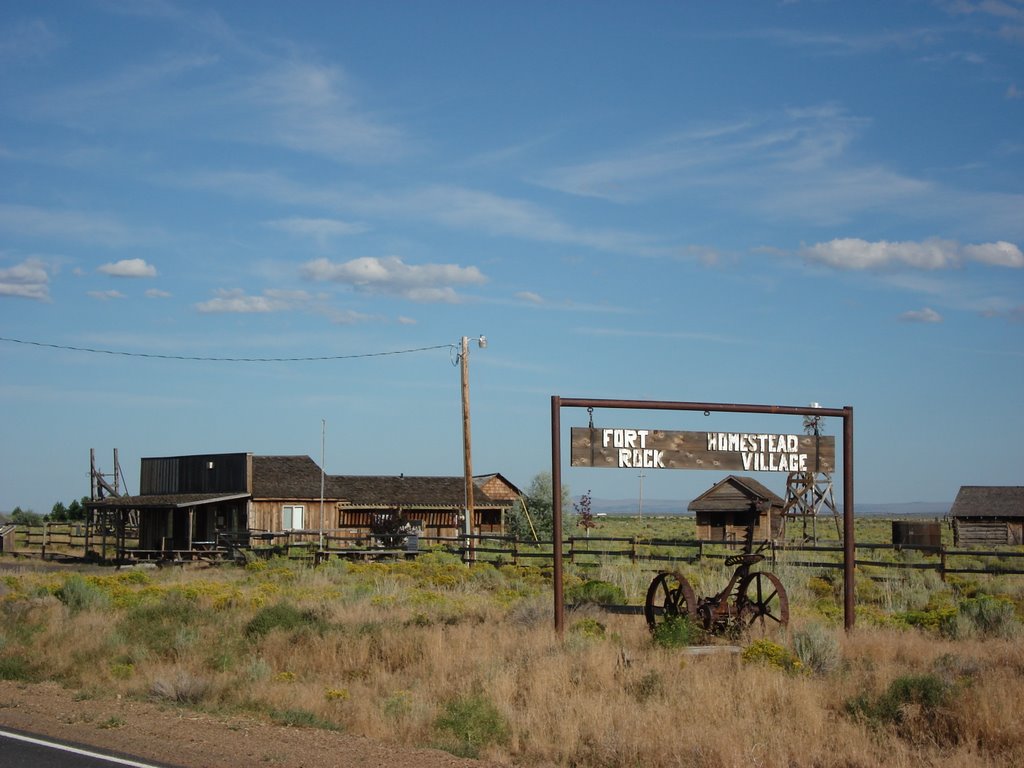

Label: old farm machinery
[644,545,789,637]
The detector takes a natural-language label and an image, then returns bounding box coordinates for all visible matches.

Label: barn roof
[251,455,327,499]
[949,486,1024,519]
[688,475,784,513]
[331,475,502,508]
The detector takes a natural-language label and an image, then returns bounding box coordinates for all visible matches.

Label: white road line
[0,728,170,767]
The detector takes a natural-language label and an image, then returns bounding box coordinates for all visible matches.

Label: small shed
[689,475,785,544]
[950,486,1024,546]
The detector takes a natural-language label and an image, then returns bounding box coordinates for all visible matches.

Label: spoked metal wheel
[644,571,698,633]
[736,571,789,634]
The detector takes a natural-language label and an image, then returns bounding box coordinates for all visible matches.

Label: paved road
[0,728,178,768]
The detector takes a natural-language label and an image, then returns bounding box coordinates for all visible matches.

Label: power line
[0,335,453,363]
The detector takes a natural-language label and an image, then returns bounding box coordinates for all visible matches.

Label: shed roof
[87,492,250,510]
[949,486,1024,519]
[688,475,784,513]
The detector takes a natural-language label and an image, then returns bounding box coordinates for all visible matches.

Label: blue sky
[1,0,1022,516]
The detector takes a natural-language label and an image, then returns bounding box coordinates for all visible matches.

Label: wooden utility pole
[460,337,474,561]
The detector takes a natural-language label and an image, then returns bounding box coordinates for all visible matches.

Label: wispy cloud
[265,216,367,244]
[0,18,59,64]
[899,307,943,323]
[800,238,1024,270]
[0,204,155,247]
[0,257,51,301]
[87,289,126,301]
[145,288,171,298]
[98,258,158,278]
[302,256,486,303]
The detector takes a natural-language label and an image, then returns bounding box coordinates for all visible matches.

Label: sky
[1,0,1022,516]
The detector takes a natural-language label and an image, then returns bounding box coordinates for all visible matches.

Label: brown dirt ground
[0,679,500,768]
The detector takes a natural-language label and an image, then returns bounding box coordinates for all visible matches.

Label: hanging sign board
[570,427,835,473]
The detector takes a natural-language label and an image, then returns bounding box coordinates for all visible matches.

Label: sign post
[551,398,854,635]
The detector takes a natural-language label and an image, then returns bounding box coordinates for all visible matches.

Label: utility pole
[460,335,486,562]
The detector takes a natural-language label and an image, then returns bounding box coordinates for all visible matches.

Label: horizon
[1,2,1021,515]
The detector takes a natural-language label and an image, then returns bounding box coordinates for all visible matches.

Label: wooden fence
[3,524,1023,578]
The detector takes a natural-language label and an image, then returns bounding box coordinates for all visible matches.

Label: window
[282,505,304,531]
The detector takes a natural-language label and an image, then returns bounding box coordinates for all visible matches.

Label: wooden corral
[950,486,1024,546]
[689,475,784,544]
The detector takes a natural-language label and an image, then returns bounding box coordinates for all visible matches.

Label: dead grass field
[2,552,1022,767]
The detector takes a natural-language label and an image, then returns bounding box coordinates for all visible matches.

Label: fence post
[697,540,703,564]
[631,536,637,563]
[940,547,947,582]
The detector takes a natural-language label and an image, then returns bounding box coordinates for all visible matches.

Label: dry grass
[1,554,1023,767]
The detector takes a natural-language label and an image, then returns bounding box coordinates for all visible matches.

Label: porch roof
[86,492,250,510]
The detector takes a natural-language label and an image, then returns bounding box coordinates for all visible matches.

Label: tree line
[3,497,90,526]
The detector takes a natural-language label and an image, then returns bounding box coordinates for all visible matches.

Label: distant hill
[589,498,950,518]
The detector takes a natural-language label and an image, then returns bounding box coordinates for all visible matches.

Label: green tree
[505,472,571,542]
[66,498,88,522]
[50,501,68,522]
[10,507,43,526]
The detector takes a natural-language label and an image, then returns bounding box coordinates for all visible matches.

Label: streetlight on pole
[459,335,487,563]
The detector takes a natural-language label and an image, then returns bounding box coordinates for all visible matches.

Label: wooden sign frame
[550,397,855,634]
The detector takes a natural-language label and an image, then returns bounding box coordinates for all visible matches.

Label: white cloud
[516,291,544,304]
[145,288,171,298]
[1007,83,1024,99]
[962,240,1024,267]
[800,238,1024,270]
[0,257,51,301]
[98,258,157,278]
[899,307,943,323]
[302,256,486,303]
[195,288,295,314]
[87,289,125,300]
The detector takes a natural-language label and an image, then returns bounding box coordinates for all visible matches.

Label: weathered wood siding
[141,453,250,495]
[953,519,1022,546]
[249,499,336,533]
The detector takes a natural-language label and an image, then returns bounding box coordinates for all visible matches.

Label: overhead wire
[0,335,454,363]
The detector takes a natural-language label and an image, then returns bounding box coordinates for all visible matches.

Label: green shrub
[118,592,199,660]
[565,580,626,606]
[792,624,840,675]
[742,640,801,673]
[958,595,1018,639]
[845,673,951,726]
[651,615,703,649]
[0,653,35,681]
[569,617,606,640]
[54,575,110,614]
[268,708,339,730]
[245,601,326,640]
[434,694,508,759]
[626,669,664,703]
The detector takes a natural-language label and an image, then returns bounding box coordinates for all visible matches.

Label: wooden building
[950,486,1024,546]
[86,452,517,558]
[689,475,785,544]
[333,473,518,539]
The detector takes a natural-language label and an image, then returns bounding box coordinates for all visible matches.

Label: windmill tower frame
[780,406,841,542]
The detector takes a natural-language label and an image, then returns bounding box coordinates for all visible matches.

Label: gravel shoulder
[0,679,496,768]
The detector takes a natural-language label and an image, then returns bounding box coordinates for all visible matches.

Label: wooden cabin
[950,486,1024,546]
[333,474,515,539]
[689,475,784,544]
[86,452,517,559]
